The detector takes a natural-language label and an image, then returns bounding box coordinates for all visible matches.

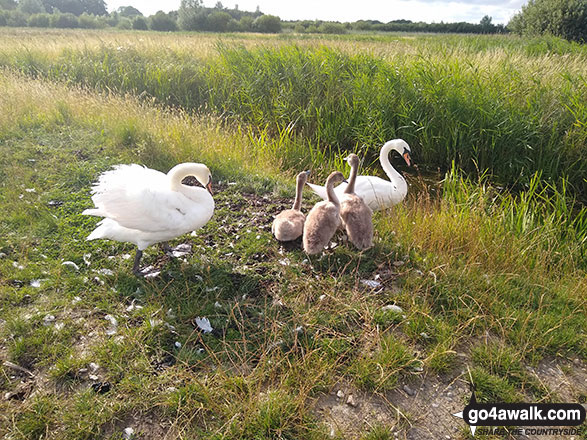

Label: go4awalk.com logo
[453,389,586,436]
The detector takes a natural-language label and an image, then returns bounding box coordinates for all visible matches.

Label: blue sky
[106,0,526,24]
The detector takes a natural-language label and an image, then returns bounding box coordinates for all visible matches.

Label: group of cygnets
[272,154,374,254]
[273,139,413,254]
[83,139,411,275]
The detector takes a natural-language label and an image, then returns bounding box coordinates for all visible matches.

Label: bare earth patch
[312,358,587,440]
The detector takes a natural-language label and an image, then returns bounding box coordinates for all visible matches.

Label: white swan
[83,162,215,275]
[306,139,412,211]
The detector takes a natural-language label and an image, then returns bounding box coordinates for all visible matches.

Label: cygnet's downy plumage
[272,170,310,241]
[339,154,373,250]
[303,171,346,255]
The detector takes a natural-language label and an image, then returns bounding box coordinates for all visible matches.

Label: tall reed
[1,35,585,198]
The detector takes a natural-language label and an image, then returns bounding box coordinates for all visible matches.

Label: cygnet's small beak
[206,176,214,195]
[343,179,348,184]
[304,170,311,175]
[403,151,412,167]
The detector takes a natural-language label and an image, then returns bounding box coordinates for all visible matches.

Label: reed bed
[1,29,585,198]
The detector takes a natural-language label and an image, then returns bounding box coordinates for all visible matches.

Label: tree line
[0,0,283,32]
[0,0,585,42]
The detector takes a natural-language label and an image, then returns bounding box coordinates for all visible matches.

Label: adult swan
[83,162,215,275]
[306,139,412,211]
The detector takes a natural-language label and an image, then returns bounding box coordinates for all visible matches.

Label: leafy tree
[27,12,51,26]
[253,14,280,33]
[116,17,131,28]
[78,11,102,27]
[319,22,347,34]
[42,0,106,16]
[206,10,231,31]
[178,0,203,30]
[7,9,27,24]
[239,14,253,31]
[508,0,587,42]
[479,15,495,33]
[0,0,16,10]
[132,15,147,29]
[116,5,142,17]
[150,10,178,31]
[50,11,78,27]
[18,0,44,14]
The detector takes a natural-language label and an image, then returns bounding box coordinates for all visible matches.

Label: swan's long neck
[292,175,306,211]
[168,164,195,192]
[380,141,407,195]
[326,176,340,207]
[344,160,358,194]
[167,163,210,203]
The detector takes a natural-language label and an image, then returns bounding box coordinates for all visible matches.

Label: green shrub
[7,9,27,26]
[254,14,281,33]
[149,11,178,31]
[318,22,347,34]
[78,13,102,29]
[50,13,79,28]
[132,15,148,30]
[17,0,43,14]
[116,17,131,29]
[27,12,51,27]
[206,10,231,32]
[509,0,587,42]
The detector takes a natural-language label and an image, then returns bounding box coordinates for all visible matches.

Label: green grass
[0,30,586,439]
[0,30,586,198]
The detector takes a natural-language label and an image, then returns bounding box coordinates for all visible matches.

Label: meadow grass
[1,28,586,199]
[0,66,585,439]
[0,29,586,439]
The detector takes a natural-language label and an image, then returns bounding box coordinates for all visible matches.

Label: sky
[106,0,527,24]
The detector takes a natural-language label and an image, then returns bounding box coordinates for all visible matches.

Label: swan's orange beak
[206,177,213,195]
[402,151,412,167]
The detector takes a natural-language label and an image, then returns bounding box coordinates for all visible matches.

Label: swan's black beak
[206,176,213,195]
[403,151,412,167]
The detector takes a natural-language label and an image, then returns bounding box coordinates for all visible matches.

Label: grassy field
[0,29,586,440]
[1,28,586,196]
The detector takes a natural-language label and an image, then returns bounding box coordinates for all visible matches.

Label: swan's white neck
[380,140,408,196]
[167,163,213,208]
[168,163,209,192]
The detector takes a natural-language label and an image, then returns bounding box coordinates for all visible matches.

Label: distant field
[0,29,586,440]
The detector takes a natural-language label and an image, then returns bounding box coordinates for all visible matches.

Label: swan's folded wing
[88,165,190,232]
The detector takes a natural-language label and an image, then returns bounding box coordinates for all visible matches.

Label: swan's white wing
[306,182,328,200]
[306,181,348,201]
[353,176,404,210]
[87,164,190,233]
